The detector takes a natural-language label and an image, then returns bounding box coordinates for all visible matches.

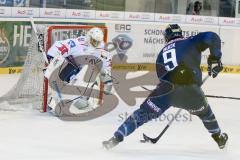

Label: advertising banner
[66,9,95,19]
[0,21,106,69]
[236,18,240,26]
[155,14,186,23]
[219,17,236,26]
[106,23,164,63]
[12,7,39,17]
[106,23,221,65]
[0,20,239,73]
[0,21,31,67]
[40,8,66,18]
[185,15,219,25]
[124,12,155,21]
[219,26,240,65]
[0,7,11,16]
[96,11,124,20]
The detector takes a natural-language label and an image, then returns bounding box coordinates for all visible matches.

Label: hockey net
[0,24,107,112]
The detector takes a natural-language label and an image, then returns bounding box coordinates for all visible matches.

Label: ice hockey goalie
[44,27,112,113]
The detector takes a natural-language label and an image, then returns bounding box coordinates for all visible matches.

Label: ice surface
[0,73,239,160]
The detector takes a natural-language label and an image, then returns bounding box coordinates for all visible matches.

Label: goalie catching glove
[207,55,223,78]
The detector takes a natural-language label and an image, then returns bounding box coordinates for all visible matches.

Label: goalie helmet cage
[0,24,107,112]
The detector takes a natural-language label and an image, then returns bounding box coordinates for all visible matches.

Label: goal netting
[0,24,107,112]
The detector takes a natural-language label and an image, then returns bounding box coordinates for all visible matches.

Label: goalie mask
[87,27,104,48]
[163,24,183,43]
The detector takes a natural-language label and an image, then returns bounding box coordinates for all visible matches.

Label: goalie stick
[52,81,64,104]
[66,80,98,104]
[140,75,210,144]
[64,66,105,105]
[65,69,119,104]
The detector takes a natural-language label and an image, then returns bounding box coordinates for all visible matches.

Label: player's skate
[102,136,121,149]
[212,132,228,149]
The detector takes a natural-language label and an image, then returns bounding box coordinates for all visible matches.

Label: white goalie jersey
[46,36,112,77]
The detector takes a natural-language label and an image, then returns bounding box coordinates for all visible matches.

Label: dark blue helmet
[163,24,183,43]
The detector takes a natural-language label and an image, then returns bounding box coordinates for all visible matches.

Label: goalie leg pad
[44,54,65,79]
[100,72,113,95]
[103,80,113,95]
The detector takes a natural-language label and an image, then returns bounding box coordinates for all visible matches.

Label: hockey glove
[207,55,223,78]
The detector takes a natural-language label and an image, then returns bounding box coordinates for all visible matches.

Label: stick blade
[140,133,156,144]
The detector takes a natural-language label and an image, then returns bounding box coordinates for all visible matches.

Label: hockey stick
[30,17,49,64]
[66,80,98,104]
[140,75,210,144]
[140,108,182,144]
[205,95,240,100]
[142,84,240,101]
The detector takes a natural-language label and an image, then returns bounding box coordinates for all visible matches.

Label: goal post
[0,23,108,113]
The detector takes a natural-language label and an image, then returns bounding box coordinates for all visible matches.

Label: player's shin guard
[198,106,221,134]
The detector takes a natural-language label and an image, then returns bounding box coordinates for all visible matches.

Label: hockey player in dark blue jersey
[103,24,228,149]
